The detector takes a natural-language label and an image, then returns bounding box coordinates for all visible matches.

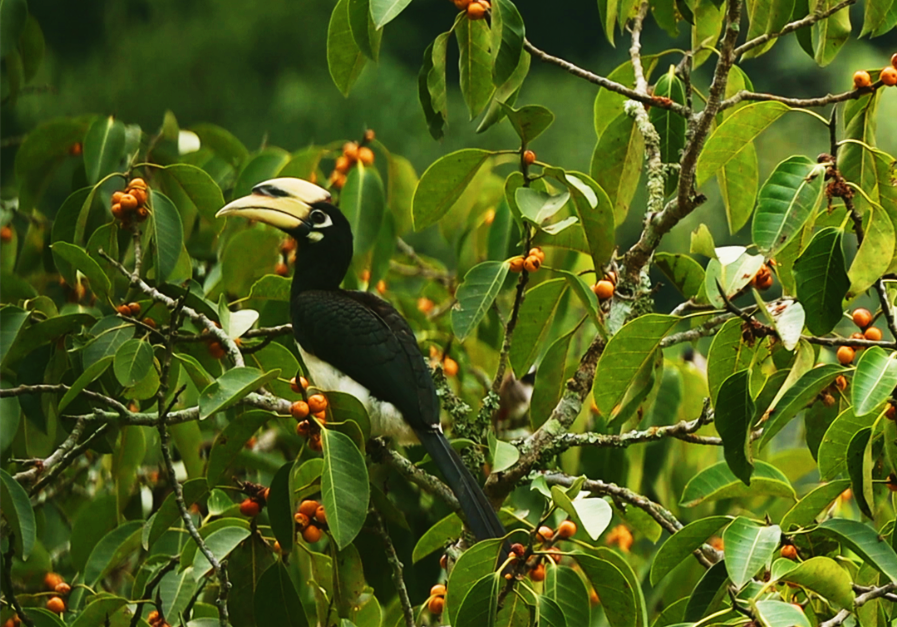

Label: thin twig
[2,537,34,627]
[129,557,180,627]
[734,0,856,57]
[29,424,109,497]
[820,582,897,627]
[719,86,873,111]
[369,509,415,627]
[368,438,460,513]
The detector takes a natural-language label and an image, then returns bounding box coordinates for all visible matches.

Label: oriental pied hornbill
[216,177,506,543]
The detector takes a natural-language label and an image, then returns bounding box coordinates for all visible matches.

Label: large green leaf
[71,597,129,627]
[341,164,385,256]
[327,0,366,96]
[696,102,790,186]
[780,480,850,529]
[546,169,616,269]
[159,568,197,621]
[321,428,369,549]
[716,370,755,485]
[419,33,450,141]
[861,0,896,34]
[650,516,732,585]
[453,261,510,342]
[550,487,613,541]
[456,17,494,119]
[192,526,251,579]
[753,155,824,256]
[846,427,874,518]
[412,513,463,563]
[680,460,796,506]
[593,314,678,416]
[370,0,413,28]
[144,478,209,549]
[777,556,854,609]
[58,354,114,412]
[113,338,154,387]
[759,364,846,449]
[491,0,525,86]
[649,65,687,195]
[198,367,281,419]
[851,347,897,417]
[817,518,897,581]
[84,521,144,585]
[83,115,126,184]
[590,112,644,226]
[206,411,272,486]
[503,104,555,145]
[576,552,638,627]
[456,572,501,627]
[719,142,759,234]
[818,407,876,480]
[232,147,291,199]
[703,248,765,308]
[254,553,309,626]
[545,565,591,627]
[348,0,382,61]
[191,123,249,167]
[849,203,895,297]
[412,149,493,230]
[445,538,505,625]
[811,0,851,66]
[793,227,848,335]
[509,278,568,377]
[753,600,811,627]
[722,517,781,588]
[50,241,112,303]
[149,189,184,283]
[655,253,705,300]
[0,468,35,559]
[157,163,226,232]
[529,326,578,429]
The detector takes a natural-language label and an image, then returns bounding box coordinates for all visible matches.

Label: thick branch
[820,582,897,627]
[522,38,690,118]
[368,438,461,513]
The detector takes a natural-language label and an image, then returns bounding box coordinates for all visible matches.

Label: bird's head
[216,177,354,290]
[216,177,349,245]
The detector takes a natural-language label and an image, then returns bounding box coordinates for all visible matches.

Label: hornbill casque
[216,177,507,544]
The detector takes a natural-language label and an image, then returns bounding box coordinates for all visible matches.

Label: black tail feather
[417,429,506,542]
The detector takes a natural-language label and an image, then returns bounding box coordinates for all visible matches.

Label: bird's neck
[290,239,352,294]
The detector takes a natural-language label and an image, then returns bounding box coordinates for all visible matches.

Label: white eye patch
[309,210,333,228]
[308,231,324,242]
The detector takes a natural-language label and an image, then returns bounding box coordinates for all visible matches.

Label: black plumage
[218,179,506,543]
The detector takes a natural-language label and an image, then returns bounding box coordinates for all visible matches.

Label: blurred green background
[2,0,896,264]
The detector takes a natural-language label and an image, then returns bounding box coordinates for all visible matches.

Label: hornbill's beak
[216,178,331,233]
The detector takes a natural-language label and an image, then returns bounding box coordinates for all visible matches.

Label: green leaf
[4,312,96,369]
[545,565,591,627]
[191,123,249,167]
[722,517,781,588]
[529,326,578,429]
[456,17,494,119]
[321,428,370,549]
[515,188,570,225]
[149,189,184,284]
[198,367,281,419]
[648,66,687,195]
[113,338,154,387]
[348,0,382,61]
[862,0,895,34]
[83,115,126,184]
[15,116,93,211]
[452,261,509,342]
[696,102,790,187]
[753,155,824,256]
[818,407,876,480]
[793,227,848,335]
[817,518,897,581]
[575,553,637,627]
[268,461,298,574]
[49,241,112,303]
[157,163,226,232]
[650,516,733,585]
[456,573,501,627]
[370,0,413,27]
[341,164,386,256]
[509,278,568,376]
[0,0,27,57]
[692,0,725,66]
[847,427,874,518]
[193,526,252,579]
[477,49,531,134]
[719,142,759,235]
[412,513,463,563]
[328,0,366,96]
[593,314,678,416]
[777,556,854,609]
[680,460,796,507]
[759,364,846,449]
[550,487,612,541]
[716,370,755,485]
[491,0,525,86]
[655,253,705,300]
[58,355,114,413]
[207,411,271,486]
[412,149,493,230]
[71,597,129,627]
[0,468,35,559]
[852,346,897,417]
[248,275,291,302]
[159,568,198,621]
[538,596,568,627]
[780,480,850,529]
[849,203,896,297]
[419,34,450,141]
[703,248,765,309]
[327,391,372,441]
[811,0,851,66]
[446,538,505,625]
[590,112,644,226]
[503,104,554,144]
[144,478,209,549]
[84,521,144,585]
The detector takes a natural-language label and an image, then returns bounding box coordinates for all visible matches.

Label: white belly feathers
[297,343,419,445]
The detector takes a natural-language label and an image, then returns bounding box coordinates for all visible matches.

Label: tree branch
[2,537,34,627]
[719,86,873,111]
[368,438,461,513]
[368,508,415,627]
[820,582,897,627]
[733,0,856,57]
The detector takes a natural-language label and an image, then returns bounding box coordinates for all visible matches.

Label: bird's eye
[309,210,330,227]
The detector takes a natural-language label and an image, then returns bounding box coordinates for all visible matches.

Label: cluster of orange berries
[146,609,172,627]
[426,584,447,615]
[751,263,774,291]
[452,0,491,19]
[429,346,459,377]
[591,272,617,301]
[290,376,328,452]
[116,301,158,330]
[111,178,150,224]
[510,246,545,273]
[0,225,12,242]
[275,237,297,277]
[836,307,884,365]
[42,572,71,616]
[512,520,577,582]
[330,130,376,189]
[294,498,328,543]
[853,54,897,89]
[239,483,270,518]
